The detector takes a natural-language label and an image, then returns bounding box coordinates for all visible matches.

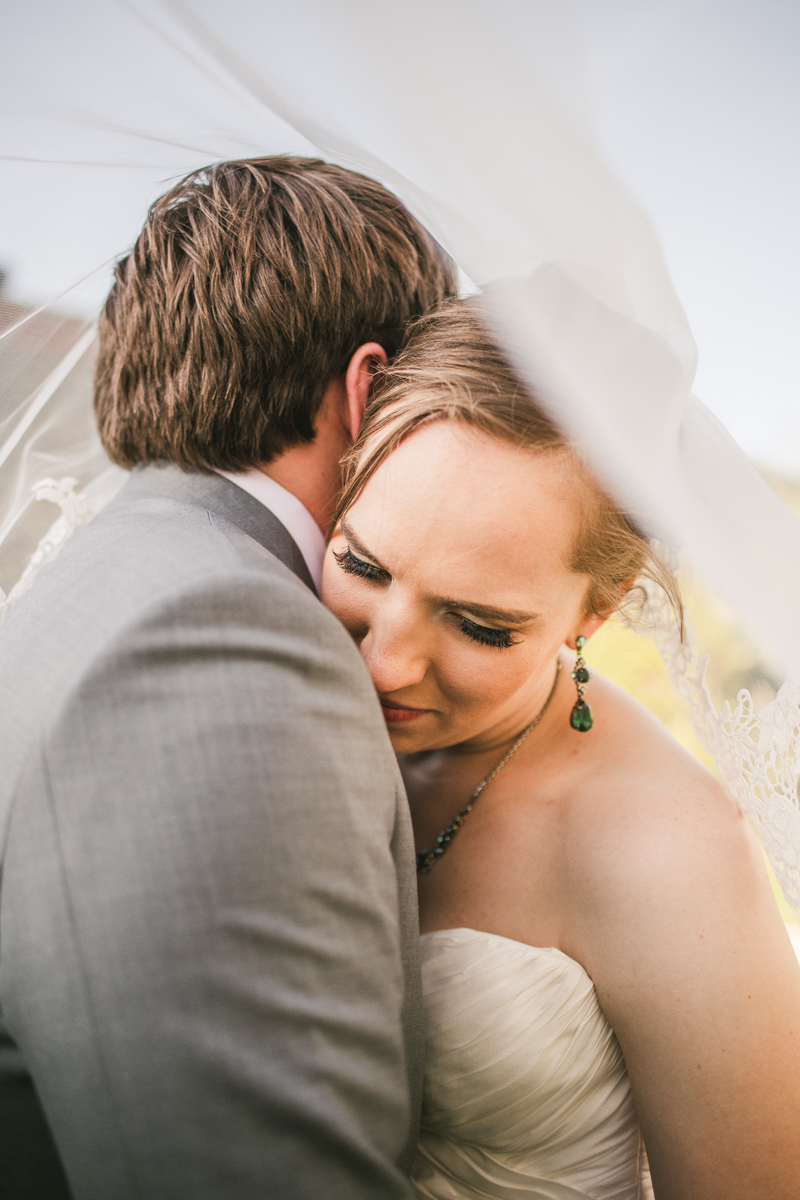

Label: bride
[323,299,800,1199]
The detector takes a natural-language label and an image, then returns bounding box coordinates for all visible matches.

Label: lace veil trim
[625,580,800,909]
[0,470,124,628]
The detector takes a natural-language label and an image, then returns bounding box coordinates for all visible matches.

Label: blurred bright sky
[1,0,798,473]
[577,0,800,475]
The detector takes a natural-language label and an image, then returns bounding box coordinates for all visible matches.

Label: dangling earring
[570,635,593,732]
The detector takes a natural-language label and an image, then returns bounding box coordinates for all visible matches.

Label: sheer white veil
[3,0,800,901]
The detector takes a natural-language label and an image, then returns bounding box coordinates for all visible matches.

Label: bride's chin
[387,723,462,757]
[377,698,467,753]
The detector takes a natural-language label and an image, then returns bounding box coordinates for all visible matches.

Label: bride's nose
[359,603,430,695]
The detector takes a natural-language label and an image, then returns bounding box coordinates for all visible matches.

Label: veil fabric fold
[2,0,800,896]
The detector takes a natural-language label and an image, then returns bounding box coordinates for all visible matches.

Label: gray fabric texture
[0,464,421,1199]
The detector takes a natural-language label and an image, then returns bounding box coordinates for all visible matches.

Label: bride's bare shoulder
[558,673,759,926]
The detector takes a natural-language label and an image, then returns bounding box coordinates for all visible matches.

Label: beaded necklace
[416,659,562,874]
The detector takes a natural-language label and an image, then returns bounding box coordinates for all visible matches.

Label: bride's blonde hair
[333,298,682,628]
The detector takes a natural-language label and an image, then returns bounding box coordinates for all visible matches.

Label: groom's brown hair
[95,156,455,470]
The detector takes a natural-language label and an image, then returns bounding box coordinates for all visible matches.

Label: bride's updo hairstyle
[334,299,682,627]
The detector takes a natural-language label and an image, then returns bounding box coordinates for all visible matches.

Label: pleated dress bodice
[412,928,653,1200]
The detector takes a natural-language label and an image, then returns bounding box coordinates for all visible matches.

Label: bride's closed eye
[334,546,388,583]
[455,615,518,650]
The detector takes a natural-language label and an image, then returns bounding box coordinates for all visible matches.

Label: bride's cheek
[436,643,531,713]
[322,578,372,641]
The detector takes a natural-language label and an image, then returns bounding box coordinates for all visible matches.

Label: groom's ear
[344,343,388,441]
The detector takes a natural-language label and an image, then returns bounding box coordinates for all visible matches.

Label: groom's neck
[257,375,351,534]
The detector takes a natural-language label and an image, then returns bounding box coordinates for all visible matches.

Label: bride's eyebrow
[340,520,389,570]
[436,598,539,626]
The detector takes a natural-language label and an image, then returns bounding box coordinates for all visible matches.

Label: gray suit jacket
[0,465,422,1199]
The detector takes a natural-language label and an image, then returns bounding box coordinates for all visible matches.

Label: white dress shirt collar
[215,468,326,594]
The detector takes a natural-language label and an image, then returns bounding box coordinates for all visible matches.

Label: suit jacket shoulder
[0,464,421,1200]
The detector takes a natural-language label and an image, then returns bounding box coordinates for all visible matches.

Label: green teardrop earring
[570,636,593,732]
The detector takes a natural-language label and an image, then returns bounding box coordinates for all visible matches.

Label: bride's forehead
[368,422,582,523]
[353,423,584,567]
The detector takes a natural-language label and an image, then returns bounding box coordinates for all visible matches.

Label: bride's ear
[566,572,640,648]
[566,614,606,650]
[345,342,388,441]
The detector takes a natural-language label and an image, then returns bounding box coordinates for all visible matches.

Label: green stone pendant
[570,699,593,732]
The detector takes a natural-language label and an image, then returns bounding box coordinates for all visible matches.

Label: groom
[0,158,453,1198]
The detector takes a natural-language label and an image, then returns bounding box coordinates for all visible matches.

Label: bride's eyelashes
[456,615,518,649]
[334,546,389,583]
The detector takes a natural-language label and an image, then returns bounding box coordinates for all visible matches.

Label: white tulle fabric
[413,929,653,1200]
[3,1,800,669]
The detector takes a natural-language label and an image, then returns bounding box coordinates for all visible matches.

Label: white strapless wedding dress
[412,928,653,1200]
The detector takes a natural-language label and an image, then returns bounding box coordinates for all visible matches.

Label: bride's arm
[573,769,800,1200]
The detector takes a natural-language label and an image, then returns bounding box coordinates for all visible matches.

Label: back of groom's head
[95,156,455,471]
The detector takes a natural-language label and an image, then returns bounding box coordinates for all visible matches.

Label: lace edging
[0,474,119,627]
[623,581,800,909]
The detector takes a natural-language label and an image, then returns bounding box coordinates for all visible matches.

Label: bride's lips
[379,696,432,723]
